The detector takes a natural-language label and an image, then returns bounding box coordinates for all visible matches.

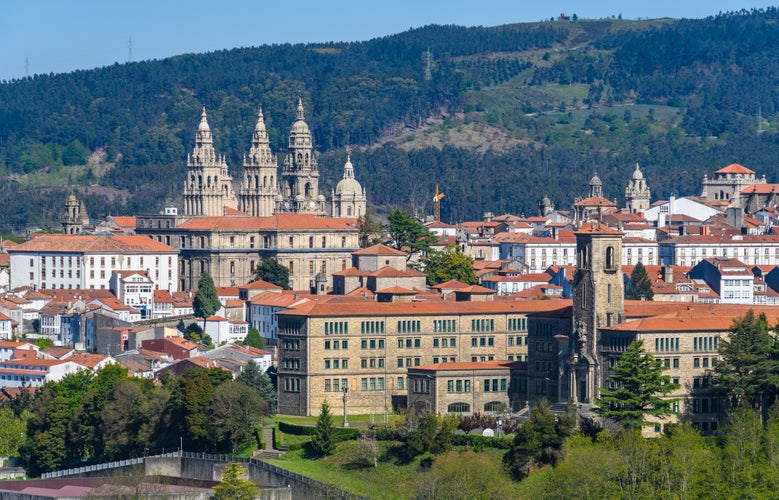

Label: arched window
[605,246,615,270]
[578,245,588,269]
[448,402,470,414]
[305,183,312,197]
[484,401,505,414]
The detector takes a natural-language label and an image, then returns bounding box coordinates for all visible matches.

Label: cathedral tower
[625,163,651,214]
[61,193,90,234]
[332,155,367,218]
[182,108,238,216]
[277,99,326,215]
[239,107,279,217]
[568,223,624,404]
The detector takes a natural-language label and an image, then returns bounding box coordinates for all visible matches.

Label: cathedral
[182,99,366,219]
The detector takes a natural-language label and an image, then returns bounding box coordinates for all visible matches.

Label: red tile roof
[111,216,137,228]
[574,196,617,207]
[742,184,779,195]
[240,279,283,291]
[352,244,407,256]
[9,235,176,254]
[715,163,755,175]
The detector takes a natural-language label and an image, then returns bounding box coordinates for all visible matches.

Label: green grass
[274,413,402,427]
[266,440,422,499]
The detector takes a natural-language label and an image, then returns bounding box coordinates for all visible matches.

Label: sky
[1,1,777,82]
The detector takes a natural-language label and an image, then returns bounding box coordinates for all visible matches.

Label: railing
[41,451,361,499]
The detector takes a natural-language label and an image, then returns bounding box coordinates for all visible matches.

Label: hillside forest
[2,9,779,232]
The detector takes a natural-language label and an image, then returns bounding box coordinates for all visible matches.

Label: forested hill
[3,8,779,232]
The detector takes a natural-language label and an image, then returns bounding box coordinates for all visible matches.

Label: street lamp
[342,385,349,427]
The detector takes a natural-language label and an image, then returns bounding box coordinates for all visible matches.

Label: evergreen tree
[236,360,277,413]
[243,327,266,349]
[357,210,384,247]
[213,462,259,500]
[424,245,478,286]
[386,209,438,261]
[626,261,654,300]
[596,340,679,428]
[311,401,335,457]
[254,259,290,290]
[193,271,221,320]
[712,310,779,414]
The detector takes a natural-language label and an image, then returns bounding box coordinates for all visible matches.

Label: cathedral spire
[296,97,305,121]
[343,154,355,179]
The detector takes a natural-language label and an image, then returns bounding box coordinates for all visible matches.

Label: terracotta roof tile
[9,235,176,254]
[715,163,755,175]
[352,244,407,256]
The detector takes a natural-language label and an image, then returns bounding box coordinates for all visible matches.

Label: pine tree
[626,261,653,300]
[311,401,335,456]
[596,340,678,428]
[213,462,259,500]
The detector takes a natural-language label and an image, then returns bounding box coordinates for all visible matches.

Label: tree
[243,327,266,350]
[626,261,654,300]
[385,209,438,261]
[595,340,679,428]
[712,310,779,414]
[415,450,516,499]
[0,407,26,457]
[193,271,221,320]
[505,400,575,479]
[424,245,477,286]
[357,210,384,247]
[236,360,277,413]
[254,259,290,290]
[213,462,259,500]
[311,401,335,457]
[209,381,267,453]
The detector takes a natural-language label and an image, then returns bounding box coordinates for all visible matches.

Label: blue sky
[1,1,777,81]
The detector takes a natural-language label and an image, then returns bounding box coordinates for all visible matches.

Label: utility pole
[128,36,133,63]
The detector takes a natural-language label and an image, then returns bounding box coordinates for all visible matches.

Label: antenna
[128,36,133,63]
[25,57,29,77]
[424,48,432,81]
[758,105,764,135]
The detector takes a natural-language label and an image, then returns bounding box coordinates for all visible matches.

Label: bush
[278,421,359,442]
[451,434,513,449]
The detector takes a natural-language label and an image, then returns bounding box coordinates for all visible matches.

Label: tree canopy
[712,310,779,414]
[213,462,259,500]
[193,271,222,320]
[254,259,291,290]
[311,401,336,457]
[386,209,438,261]
[595,339,679,428]
[424,245,478,286]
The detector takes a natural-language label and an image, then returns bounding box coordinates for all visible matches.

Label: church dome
[197,107,210,132]
[589,174,602,186]
[335,156,363,196]
[632,163,644,180]
[289,98,311,136]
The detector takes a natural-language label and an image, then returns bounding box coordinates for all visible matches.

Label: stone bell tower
[569,222,624,404]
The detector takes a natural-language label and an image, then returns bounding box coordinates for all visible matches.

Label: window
[448,403,470,413]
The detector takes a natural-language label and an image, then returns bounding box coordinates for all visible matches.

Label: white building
[644,196,722,226]
[111,270,155,319]
[689,258,754,304]
[622,237,659,266]
[8,235,178,292]
[659,233,779,267]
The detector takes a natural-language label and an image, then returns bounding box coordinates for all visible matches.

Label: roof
[176,214,359,231]
[431,279,470,290]
[240,279,283,291]
[352,244,407,256]
[574,196,617,207]
[715,163,755,175]
[609,307,779,333]
[742,183,779,195]
[111,216,137,228]
[368,266,426,278]
[68,353,110,369]
[375,286,417,295]
[9,235,176,254]
[279,297,568,318]
[216,286,240,296]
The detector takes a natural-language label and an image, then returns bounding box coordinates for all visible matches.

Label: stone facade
[276,299,568,416]
[625,163,651,214]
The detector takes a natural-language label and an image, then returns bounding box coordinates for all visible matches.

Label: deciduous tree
[424,245,477,286]
[596,340,678,428]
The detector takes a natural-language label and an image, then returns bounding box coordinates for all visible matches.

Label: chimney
[665,265,674,284]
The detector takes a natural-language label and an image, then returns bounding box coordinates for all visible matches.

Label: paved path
[262,427,275,451]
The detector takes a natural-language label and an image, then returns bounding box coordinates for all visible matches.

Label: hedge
[278,421,360,442]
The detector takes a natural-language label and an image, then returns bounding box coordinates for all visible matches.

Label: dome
[197,107,210,132]
[632,163,644,180]
[589,174,602,186]
[289,98,311,136]
[335,156,363,196]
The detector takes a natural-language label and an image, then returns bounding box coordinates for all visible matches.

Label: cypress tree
[626,261,654,300]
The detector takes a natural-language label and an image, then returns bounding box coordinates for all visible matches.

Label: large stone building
[624,163,651,214]
[276,294,565,416]
[137,99,367,290]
